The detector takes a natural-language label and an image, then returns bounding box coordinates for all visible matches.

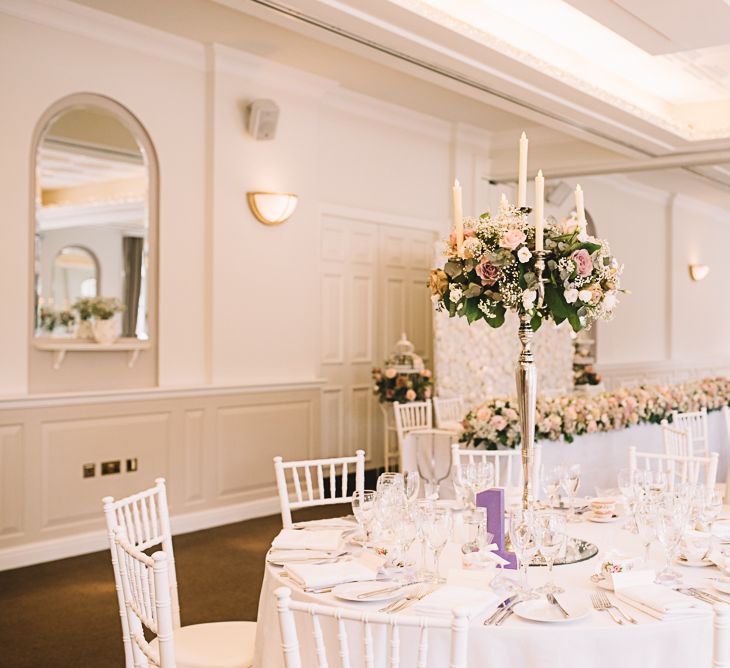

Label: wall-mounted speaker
[247,99,279,140]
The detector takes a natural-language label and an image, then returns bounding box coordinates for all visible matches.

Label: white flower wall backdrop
[434,309,574,409]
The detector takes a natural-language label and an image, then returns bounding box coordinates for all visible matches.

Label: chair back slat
[661,420,692,458]
[103,478,179,668]
[672,409,709,457]
[115,528,176,667]
[432,397,465,429]
[274,587,468,668]
[274,452,366,528]
[628,446,718,490]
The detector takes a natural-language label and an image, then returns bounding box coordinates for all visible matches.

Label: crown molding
[209,43,339,100]
[0,0,205,70]
[672,193,730,222]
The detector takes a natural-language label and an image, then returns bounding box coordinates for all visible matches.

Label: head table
[253,511,717,668]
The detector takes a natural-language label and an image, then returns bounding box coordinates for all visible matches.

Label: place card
[611,569,655,590]
[476,488,504,549]
[358,551,387,572]
[446,568,495,589]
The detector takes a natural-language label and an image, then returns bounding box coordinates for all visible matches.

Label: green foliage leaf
[484,303,506,328]
[463,282,482,298]
[444,260,462,278]
[464,298,482,324]
[543,284,569,325]
[531,313,542,331]
[580,242,601,254]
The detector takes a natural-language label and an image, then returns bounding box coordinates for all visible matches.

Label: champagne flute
[635,500,657,566]
[655,501,686,586]
[351,489,377,546]
[534,511,566,594]
[542,465,564,509]
[617,467,639,532]
[414,499,435,579]
[405,471,421,503]
[561,465,581,523]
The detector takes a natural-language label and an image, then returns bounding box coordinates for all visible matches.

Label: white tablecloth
[401,410,729,498]
[253,517,716,668]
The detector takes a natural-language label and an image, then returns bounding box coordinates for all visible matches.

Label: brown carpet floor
[0,504,348,667]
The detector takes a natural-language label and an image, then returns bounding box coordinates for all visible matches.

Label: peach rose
[405,389,417,401]
[498,228,526,251]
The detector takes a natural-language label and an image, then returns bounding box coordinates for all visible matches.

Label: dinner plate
[332,581,401,603]
[711,577,730,595]
[585,512,621,524]
[512,594,590,623]
[676,555,714,568]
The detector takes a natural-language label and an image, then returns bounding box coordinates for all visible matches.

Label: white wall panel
[0,425,23,537]
[183,409,204,505]
[321,388,343,458]
[320,273,344,364]
[350,275,373,363]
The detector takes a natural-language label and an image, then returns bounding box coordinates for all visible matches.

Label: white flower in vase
[564,288,579,304]
[517,246,532,263]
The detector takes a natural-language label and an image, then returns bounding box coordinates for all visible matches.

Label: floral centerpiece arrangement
[429,200,623,333]
[461,377,730,449]
[372,367,433,403]
[71,296,124,343]
[371,333,433,403]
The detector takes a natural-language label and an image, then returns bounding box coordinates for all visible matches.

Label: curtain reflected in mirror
[34,104,149,341]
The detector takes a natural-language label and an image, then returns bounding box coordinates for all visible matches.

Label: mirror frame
[51,244,101,305]
[28,93,159,383]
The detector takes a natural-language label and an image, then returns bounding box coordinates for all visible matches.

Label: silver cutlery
[495,608,515,625]
[484,597,516,625]
[491,598,522,626]
[547,593,570,618]
[356,580,427,600]
[680,588,727,605]
[596,591,637,624]
[379,584,431,613]
[591,593,623,625]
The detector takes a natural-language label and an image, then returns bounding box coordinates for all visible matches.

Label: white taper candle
[518,132,528,207]
[453,179,464,254]
[575,183,586,230]
[535,169,544,251]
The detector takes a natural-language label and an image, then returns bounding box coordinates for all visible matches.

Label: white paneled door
[320,216,435,468]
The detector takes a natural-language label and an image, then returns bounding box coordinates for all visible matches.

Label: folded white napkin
[616,584,710,620]
[271,529,345,552]
[412,585,499,618]
[291,518,357,530]
[285,558,379,589]
[267,549,333,565]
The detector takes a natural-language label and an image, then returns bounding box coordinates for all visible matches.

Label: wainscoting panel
[0,424,24,537]
[0,382,322,570]
[321,387,344,458]
[40,412,171,530]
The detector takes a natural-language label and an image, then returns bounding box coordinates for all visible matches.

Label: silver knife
[495,608,515,625]
[484,597,515,625]
[547,593,570,618]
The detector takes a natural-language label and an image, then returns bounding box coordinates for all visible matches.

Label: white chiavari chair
[628,446,719,491]
[392,401,432,471]
[104,479,256,668]
[274,586,469,668]
[450,443,542,504]
[671,409,709,457]
[114,527,176,667]
[274,450,365,529]
[432,396,464,431]
[660,421,691,458]
[715,604,730,668]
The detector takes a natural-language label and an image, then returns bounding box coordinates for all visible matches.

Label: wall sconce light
[688,264,710,282]
[247,192,298,225]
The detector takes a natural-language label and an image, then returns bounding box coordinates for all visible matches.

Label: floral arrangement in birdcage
[429,200,624,333]
[460,377,730,449]
[372,333,434,403]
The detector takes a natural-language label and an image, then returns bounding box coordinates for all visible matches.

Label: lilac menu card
[476,488,517,570]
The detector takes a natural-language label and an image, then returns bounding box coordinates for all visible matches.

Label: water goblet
[422,508,453,583]
[351,489,377,546]
[634,500,657,566]
[405,470,421,503]
[541,465,564,509]
[508,507,538,599]
[655,502,687,586]
[414,499,436,579]
[561,465,581,523]
[534,511,567,594]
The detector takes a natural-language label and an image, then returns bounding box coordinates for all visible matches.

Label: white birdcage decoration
[386,332,424,373]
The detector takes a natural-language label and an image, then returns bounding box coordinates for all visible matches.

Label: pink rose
[448,228,476,249]
[571,249,593,277]
[503,408,518,421]
[405,389,417,401]
[498,228,526,251]
[475,259,500,286]
[476,407,492,422]
[490,415,507,430]
[385,368,396,379]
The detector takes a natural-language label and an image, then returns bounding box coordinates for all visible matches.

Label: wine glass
[415,433,452,499]
[465,460,495,509]
[422,508,453,583]
[541,465,564,509]
[393,508,419,568]
[635,500,657,566]
[508,507,538,598]
[351,489,376,546]
[655,501,687,586]
[701,489,723,534]
[617,468,640,532]
[414,499,436,579]
[534,511,567,594]
[561,465,581,523]
[377,472,405,496]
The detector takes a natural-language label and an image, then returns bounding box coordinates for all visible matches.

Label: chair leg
[714,604,730,668]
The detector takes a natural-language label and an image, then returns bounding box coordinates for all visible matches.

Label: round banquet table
[253,515,716,668]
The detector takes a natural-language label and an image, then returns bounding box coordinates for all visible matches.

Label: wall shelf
[33,338,151,370]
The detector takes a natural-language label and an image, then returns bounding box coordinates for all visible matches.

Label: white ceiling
[38,144,145,189]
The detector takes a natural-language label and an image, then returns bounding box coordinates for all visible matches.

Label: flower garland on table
[461,377,730,449]
[371,367,433,403]
[429,200,623,333]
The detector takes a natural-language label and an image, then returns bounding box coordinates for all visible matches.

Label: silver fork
[591,593,623,625]
[379,584,427,613]
[596,591,637,624]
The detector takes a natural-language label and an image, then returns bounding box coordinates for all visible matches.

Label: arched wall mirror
[33,97,154,343]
